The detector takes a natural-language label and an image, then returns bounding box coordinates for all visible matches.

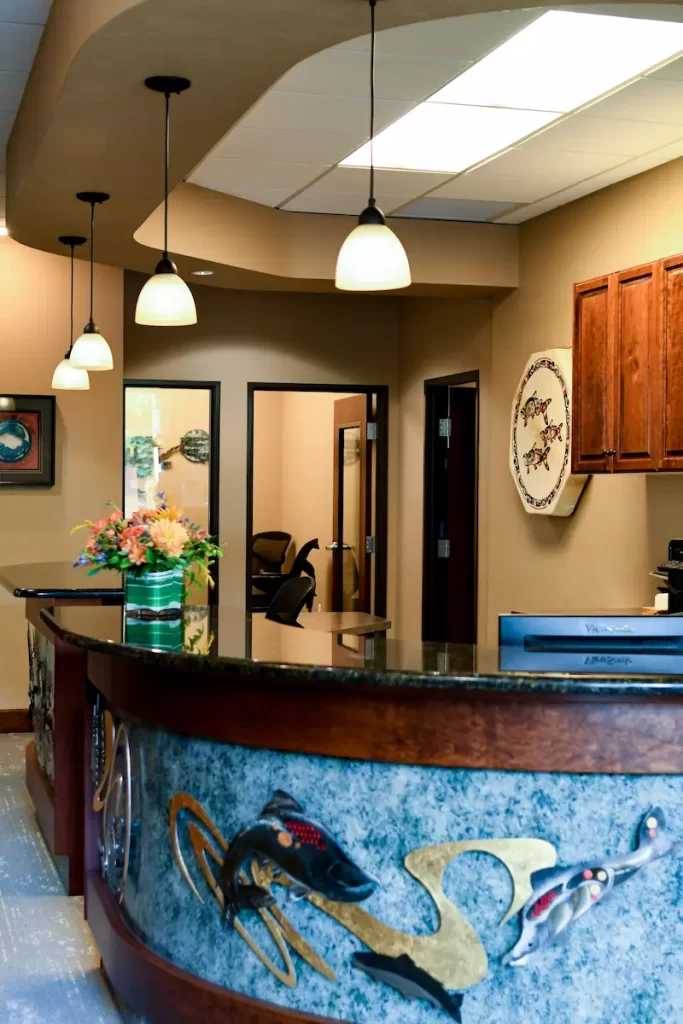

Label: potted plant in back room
[72,495,222,618]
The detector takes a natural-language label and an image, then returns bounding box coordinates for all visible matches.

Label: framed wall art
[0,395,56,487]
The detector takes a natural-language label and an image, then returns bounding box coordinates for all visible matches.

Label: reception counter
[42,605,683,1024]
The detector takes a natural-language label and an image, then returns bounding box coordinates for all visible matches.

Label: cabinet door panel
[661,255,683,470]
[572,277,612,473]
[613,263,660,472]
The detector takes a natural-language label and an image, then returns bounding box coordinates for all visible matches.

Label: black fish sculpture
[352,952,464,1023]
[221,790,378,925]
[503,807,675,967]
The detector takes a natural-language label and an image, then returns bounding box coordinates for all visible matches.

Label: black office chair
[252,538,319,612]
[266,577,316,627]
[252,531,292,575]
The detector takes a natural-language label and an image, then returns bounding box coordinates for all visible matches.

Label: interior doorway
[422,371,479,644]
[247,384,388,619]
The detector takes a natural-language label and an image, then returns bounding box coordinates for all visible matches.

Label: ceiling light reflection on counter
[335,0,410,292]
[135,77,197,326]
[341,10,683,176]
[70,193,114,372]
[52,235,90,391]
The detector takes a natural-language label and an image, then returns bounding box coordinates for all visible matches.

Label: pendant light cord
[369,0,376,207]
[89,202,95,324]
[69,243,75,354]
[164,91,170,259]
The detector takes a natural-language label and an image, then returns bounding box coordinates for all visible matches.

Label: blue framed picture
[0,395,56,487]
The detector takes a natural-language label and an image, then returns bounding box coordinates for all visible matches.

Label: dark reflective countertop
[0,561,123,599]
[40,604,683,696]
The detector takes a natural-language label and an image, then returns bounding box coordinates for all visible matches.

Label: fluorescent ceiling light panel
[341,103,556,173]
[431,11,683,113]
[341,11,683,174]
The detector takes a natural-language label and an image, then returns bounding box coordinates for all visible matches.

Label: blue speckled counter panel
[118,726,683,1024]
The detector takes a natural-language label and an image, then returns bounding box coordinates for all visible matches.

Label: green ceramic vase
[124,568,185,619]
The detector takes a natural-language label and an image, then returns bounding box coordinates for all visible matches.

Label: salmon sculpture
[221,790,378,925]
[503,807,675,967]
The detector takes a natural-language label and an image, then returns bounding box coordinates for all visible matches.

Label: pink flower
[121,525,145,544]
[105,529,115,538]
[93,518,108,531]
[108,511,121,523]
[148,519,189,558]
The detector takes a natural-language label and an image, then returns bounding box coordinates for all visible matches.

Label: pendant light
[70,193,114,371]
[52,235,90,391]
[135,76,197,326]
[0,397,15,411]
[335,0,411,292]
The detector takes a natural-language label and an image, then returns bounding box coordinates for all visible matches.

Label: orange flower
[148,519,189,558]
[156,502,184,522]
[127,541,147,566]
[121,525,145,544]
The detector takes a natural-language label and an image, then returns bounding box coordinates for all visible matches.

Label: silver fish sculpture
[352,952,464,1023]
[503,807,675,967]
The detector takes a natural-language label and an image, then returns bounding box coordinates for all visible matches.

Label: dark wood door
[660,254,683,470]
[612,262,660,472]
[332,395,372,613]
[423,381,478,644]
[572,276,613,473]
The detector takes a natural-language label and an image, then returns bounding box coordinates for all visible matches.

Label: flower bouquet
[72,495,222,618]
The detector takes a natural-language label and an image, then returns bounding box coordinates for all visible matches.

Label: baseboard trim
[0,708,31,733]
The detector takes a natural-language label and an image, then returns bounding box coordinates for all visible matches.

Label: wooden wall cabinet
[572,256,677,473]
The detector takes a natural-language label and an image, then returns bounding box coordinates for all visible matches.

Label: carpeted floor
[0,733,122,1023]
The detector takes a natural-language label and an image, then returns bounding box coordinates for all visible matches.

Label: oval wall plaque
[509,348,588,517]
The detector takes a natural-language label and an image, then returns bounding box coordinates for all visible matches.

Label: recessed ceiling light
[191,269,215,276]
[342,11,683,175]
[431,11,683,113]
[342,103,557,174]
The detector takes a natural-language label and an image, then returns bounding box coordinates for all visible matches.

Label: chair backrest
[266,576,316,627]
[288,538,320,580]
[252,531,291,574]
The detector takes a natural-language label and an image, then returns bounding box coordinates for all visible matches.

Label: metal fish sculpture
[352,952,464,1023]
[540,420,563,445]
[523,444,551,473]
[221,790,378,925]
[503,807,675,967]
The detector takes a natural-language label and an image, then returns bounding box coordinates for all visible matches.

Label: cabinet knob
[602,448,616,456]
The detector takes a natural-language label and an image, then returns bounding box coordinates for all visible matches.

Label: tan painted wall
[484,156,683,641]
[0,237,123,709]
[253,390,358,610]
[123,273,401,618]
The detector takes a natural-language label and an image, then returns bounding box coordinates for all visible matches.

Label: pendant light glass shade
[52,358,90,390]
[336,207,411,292]
[135,257,197,326]
[136,77,196,327]
[70,325,113,371]
[335,0,411,292]
[0,396,16,411]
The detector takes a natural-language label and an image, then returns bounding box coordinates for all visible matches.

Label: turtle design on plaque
[510,349,588,516]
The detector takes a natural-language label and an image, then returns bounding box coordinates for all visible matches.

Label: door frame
[246,382,389,617]
[122,379,222,603]
[422,370,479,642]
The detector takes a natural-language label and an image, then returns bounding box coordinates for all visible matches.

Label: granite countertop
[0,561,124,599]
[39,604,683,697]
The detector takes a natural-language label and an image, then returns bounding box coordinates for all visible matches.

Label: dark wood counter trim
[88,652,683,774]
[0,709,31,732]
[25,740,55,848]
[87,872,346,1024]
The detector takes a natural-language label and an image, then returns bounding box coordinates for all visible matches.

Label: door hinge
[437,539,450,559]
[366,422,378,441]
[366,536,377,555]
[439,418,452,438]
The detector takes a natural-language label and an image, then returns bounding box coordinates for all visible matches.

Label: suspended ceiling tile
[0,22,44,73]
[522,113,683,156]
[210,126,362,166]
[472,145,628,184]
[648,54,683,79]
[0,71,27,112]
[283,191,416,215]
[396,197,518,221]
[338,10,540,61]
[275,49,471,103]
[245,91,413,137]
[429,174,544,204]
[188,157,329,194]
[0,172,5,197]
[584,78,683,123]
[311,165,449,198]
[0,0,51,23]
[0,111,13,145]
[210,184,294,208]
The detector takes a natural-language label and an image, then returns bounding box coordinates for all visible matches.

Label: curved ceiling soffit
[8,0,627,292]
